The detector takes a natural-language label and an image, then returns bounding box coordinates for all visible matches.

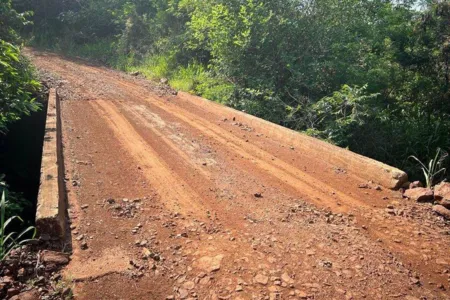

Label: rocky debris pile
[233,122,254,132]
[403,182,450,220]
[0,246,71,300]
[105,197,143,218]
[37,69,85,102]
[279,201,355,226]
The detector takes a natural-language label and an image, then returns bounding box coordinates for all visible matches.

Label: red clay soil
[26,49,450,300]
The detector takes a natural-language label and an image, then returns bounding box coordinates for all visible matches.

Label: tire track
[40,61,359,211]
[90,100,206,217]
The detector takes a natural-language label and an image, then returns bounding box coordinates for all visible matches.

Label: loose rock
[254,273,269,285]
[409,181,423,189]
[10,289,40,300]
[40,250,70,265]
[432,205,450,220]
[434,182,450,207]
[194,255,224,273]
[404,188,434,202]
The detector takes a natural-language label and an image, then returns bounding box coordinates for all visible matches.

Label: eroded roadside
[26,49,450,300]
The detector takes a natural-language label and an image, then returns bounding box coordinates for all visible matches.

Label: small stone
[436,258,449,266]
[142,248,151,258]
[194,255,224,273]
[281,273,294,284]
[178,288,189,299]
[80,241,88,250]
[199,276,210,285]
[81,204,89,209]
[404,188,434,202]
[17,268,25,278]
[2,276,14,284]
[7,288,20,298]
[306,250,315,256]
[295,290,308,299]
[437,199,450,209]
[409,181,423,189]
[433,205,450,220]
[410,277,420,285]
[41,251,70,271]
[183,281,195,290]
[435,182,450,201]
[254,273,269,285]
[235,285,243,292]
[319,260,333,268]
[10,289,39,300]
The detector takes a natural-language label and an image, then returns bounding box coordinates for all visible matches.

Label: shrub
[0,40,41,133]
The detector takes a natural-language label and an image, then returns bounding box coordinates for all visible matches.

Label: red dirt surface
[27,49,450,300]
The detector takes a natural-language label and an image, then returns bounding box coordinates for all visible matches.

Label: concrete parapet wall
[180,92,408,190]
[36,88,66,238]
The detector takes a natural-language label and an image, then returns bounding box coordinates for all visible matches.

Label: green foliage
[194,75,234,104]
[409,148,448,188]
[1,0,32,43]
[1,0,41,133]
[19,0,450,181]
[311,85,380,145]
[0,41,41,133]
[0,190,36,261]
[66,39,118,65]
[127,54,174,80]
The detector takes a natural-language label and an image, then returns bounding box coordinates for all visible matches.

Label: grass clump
[0,190,36,261]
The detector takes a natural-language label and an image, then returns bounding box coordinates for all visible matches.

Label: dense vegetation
[1,0,41,219]
[13,0,450,181]
[1,0,40,133]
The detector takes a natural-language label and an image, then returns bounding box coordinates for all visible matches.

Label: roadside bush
[126,54,174,80]
[1,0,41,133]
[0,41,41,134]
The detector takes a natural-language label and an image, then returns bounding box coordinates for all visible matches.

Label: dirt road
[27,49,450,300]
